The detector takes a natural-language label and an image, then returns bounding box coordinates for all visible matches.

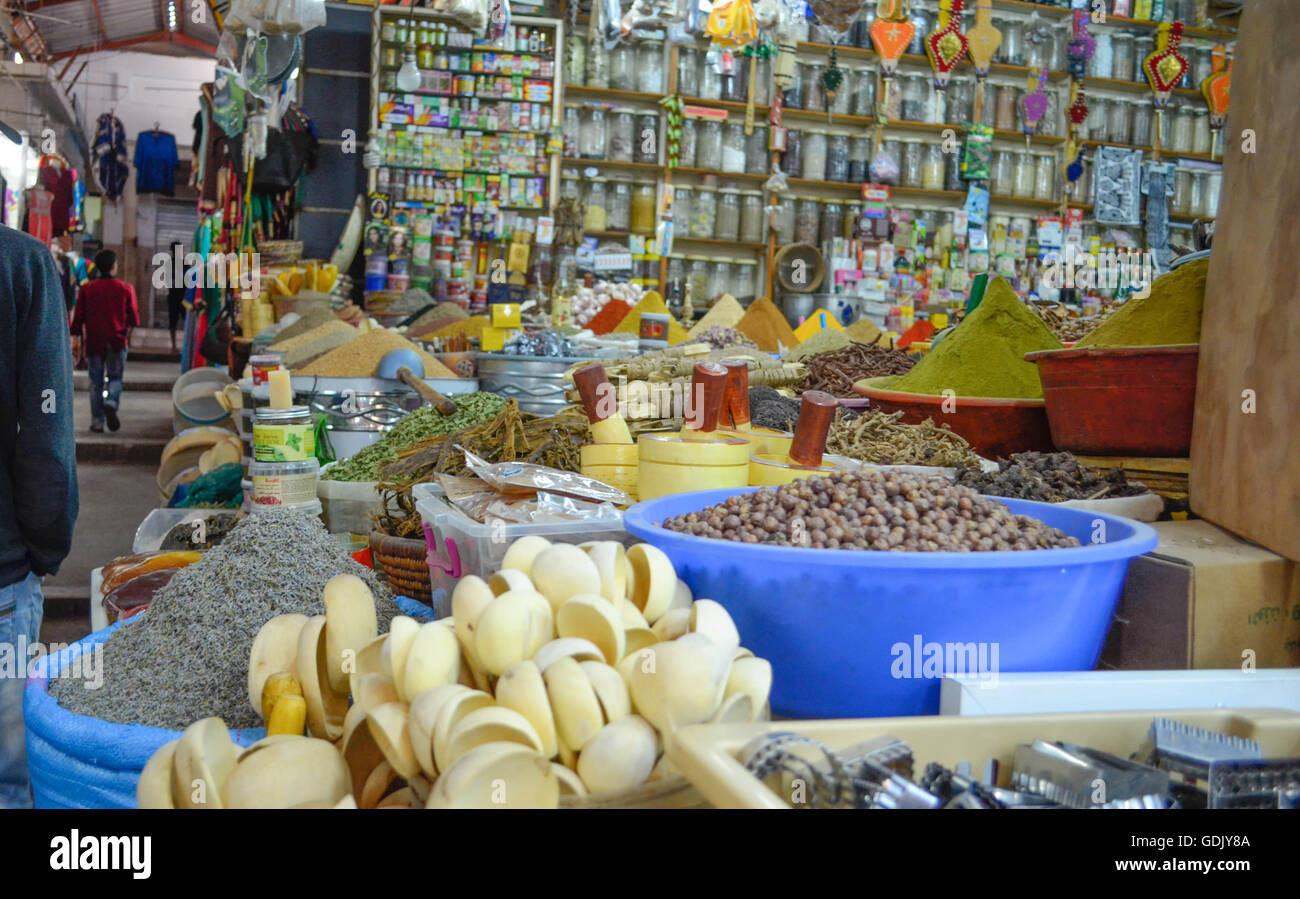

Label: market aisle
[41,359,181,646]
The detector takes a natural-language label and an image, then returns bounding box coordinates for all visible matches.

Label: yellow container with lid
[581,443,639,501]
[744,390,843,487]
[748,452,858,486]
[637,361,748,500]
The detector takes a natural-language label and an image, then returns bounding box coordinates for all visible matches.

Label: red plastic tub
[1024,345,1198,456]
[853,377,1055,458]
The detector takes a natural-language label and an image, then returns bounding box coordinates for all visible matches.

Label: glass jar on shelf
[562,106,581,157]
[1132,36,1155,82]
[708,259,732,304]
[607,179,632,231]
[733,258,757,305]
[1089,32,1114,80]
[945,145,963,191]
[1171,105,1194,153]
[1204,170,1222,217]
[802,63,825,111]
[783,62,803,109]
[721,122,747,173]
[829,75,852,116]
[699,54,722,100]
[637,42,664,93]
[1190,44,1213,87]
[1034,153,1055,200]
[672,186,693,234]
[774,196,795,243]
[696,120,723,170]
[1013,151,1034,198]
[849,136,871,183]
[922,78,942,124]
[676,47,699,96]
[900,75,926,122]
[819,200,845,245]
[1192,109,1210,156]
[851,67,876,117]
[752,56,771,107]
[1107,98,1133,145]
[802,129,828,181]
[878,139,902,185]
[686,256,711,305]
[579,106,607,158]
[1172,169,1191,214]
[746,126,769,174]
[679,118,698,167]
[690,186,718,237]
[921,143,944,190]
[584,178,608,231]
[1085,97,1108,141]
[610,43,635,86]
[782,129,803,176]
[1189,170,1207,217]
[1111,34,1135,83]
[586,40,609,88]
[566,35,587,86]
[1066,152,1092,203]
[635,112,659,164]
[721,56,749,103]
[1131,102,1153,147]
[1001,19,1025,65]
[794,198,820,243]
[740,191,765,242]
[909,9,930,55]
[561,175,580,202]
[900,139,924,188]
[716,189,742,241]
[995,84,1018,132]
[631,181,656,234]
[947,79,974,125]
[609,107,636,161]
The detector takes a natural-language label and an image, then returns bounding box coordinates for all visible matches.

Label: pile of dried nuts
[661,470,1081,552]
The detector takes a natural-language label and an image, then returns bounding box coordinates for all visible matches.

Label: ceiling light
[166,0,178,31]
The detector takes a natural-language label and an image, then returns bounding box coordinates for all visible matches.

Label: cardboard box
[1100,520,1300,670]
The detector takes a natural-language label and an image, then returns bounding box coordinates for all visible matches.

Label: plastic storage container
[415,482,630,614]
[624,491,1158,718]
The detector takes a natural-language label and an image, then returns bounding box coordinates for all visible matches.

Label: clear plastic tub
[414,482,631,615]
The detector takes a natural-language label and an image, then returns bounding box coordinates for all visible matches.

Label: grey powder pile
[53,510,400,730]
[749,385,857,431]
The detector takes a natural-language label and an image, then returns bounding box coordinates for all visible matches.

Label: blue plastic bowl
[624,488,1158,719]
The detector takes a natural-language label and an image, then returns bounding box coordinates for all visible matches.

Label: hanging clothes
[38,156,75,236]
[92,113,129,202]
[25,188,53,246]
[134,129,180,196]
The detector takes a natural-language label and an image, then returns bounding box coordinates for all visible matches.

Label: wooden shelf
[564,84,665,104]
[1080,139,1221,163]
[671,167,768,182]
[1083,75,1205,102]
[560,157,662,173]
[672,236,767,251]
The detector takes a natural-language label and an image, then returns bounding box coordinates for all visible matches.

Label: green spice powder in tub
[1077,257,1208,348]
[878,276,1063,399]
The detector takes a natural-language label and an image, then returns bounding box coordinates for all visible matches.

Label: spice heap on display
[52,511,398,729]
[826,409,981,469]
[799,342,916,396]
[686,295,746,340]
[298,328,457,378]
[735,297,799,352]
[1077,257,1208,348]
[955,452,1149,502]
[661,470,1081,552]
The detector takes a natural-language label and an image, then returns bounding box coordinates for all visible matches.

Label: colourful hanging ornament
[964,0,1000,124]
[1067,81,1088,126]
[1066,10,1095,79]
[1143,21,1189,159]
[660,94,684,168]
[1064,138,1085,184]
[706,0,759,48]
[869,0,915,124]
[925,0,969,89]
[1201,44,1231,158]
[1019,67,1049,142]
[822,45,844,119]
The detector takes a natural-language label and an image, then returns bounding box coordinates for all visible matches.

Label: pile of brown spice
[800,342,917,396]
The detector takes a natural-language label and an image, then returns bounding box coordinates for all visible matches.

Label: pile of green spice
[1077,256,1208,347]
[881,277,1063,399]
[53,510,399,729]
[322,392,507,482]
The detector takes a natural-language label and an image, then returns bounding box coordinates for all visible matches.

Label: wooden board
[1189,2,1300,561]
[1077,456,1189,499]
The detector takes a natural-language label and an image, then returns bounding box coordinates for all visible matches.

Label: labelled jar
[802,129,828,181]
[696,120,723,170]
[250,458,320,511]
[253,406,316,463]
[740,191,765,242]
[635,112,659,164]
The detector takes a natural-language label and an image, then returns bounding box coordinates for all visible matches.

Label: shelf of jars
[563,85,665,104]
[561,157,663,173]
[1082,75,1204,101]
[1079,138,1219,162]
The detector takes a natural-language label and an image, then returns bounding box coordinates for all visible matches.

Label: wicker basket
[369,529,433,605]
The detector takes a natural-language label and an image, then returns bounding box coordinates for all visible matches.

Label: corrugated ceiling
[6,0,220,61]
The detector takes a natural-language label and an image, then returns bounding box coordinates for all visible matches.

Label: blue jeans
[0,572,43,809]
[88,348,128,426]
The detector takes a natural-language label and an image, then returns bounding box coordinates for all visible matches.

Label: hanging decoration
[869,0,916,129]
[924,0,969,90]
[742,39,776,132]
[660,94,684,168]
[964,0,1000,124]
[1066,10,1095,79]
[1019,68,1049,143]
[822,45,845,120]
[1142,21,1190,158]
[1093,145,1144,226]
[1201,44,1231,159]
[1142,161,1176,270]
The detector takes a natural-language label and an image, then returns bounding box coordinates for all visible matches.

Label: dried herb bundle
[826,409,982,469]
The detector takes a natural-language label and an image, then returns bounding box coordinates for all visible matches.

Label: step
[73,372,176,392]
[76,436,168,464]
[40,585,90,620]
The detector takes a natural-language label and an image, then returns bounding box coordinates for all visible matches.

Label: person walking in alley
[70,249,139,432]
[0,224,79,809]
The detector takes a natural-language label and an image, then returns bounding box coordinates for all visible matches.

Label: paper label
[253,424,316,462]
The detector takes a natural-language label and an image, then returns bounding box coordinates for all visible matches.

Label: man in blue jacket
[0,223,79,808]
